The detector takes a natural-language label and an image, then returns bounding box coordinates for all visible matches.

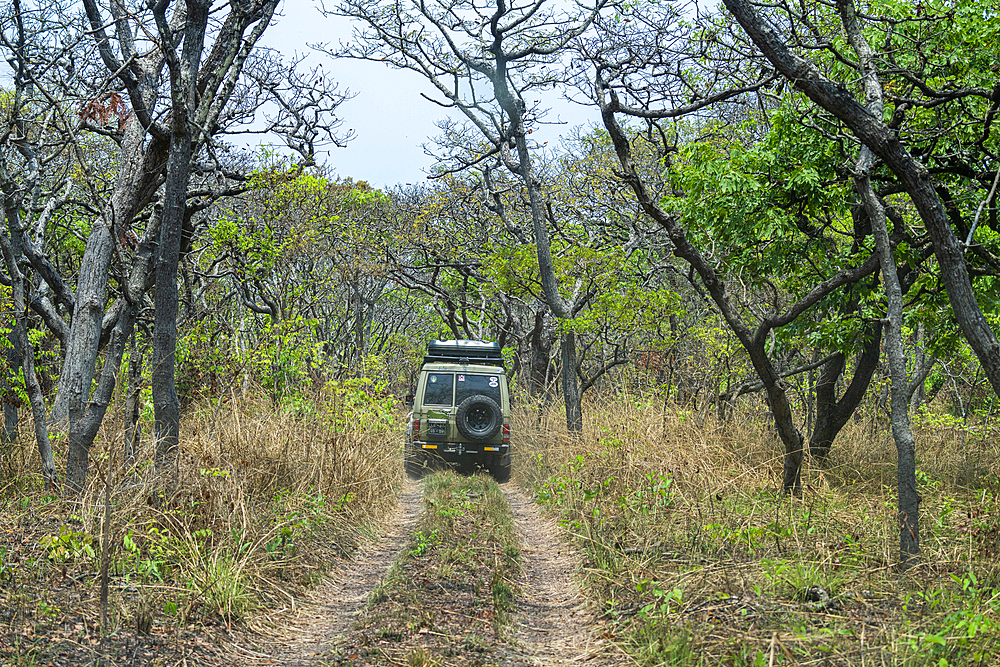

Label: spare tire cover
[455,395,502,442]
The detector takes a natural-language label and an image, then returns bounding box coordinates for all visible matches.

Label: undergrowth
[517,392,1000,666]
[0,383,399,664]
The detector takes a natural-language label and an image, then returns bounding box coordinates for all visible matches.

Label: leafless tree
[0,0,349,491]
[326,0,612,431]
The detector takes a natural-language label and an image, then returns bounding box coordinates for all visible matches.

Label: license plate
[430,423,446,436]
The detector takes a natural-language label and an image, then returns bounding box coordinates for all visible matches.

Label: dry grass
[515,391,1000,666]
[0,386,400,664]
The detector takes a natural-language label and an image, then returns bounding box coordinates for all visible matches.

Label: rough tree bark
[2,0,345,491]
[809,321,882,461]
[150,0,211,461]
[492,55,586,431]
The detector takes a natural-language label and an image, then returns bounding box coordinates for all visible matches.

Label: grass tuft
[0,386,399,662]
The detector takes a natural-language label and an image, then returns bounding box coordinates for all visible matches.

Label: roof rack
[423,339,504,367]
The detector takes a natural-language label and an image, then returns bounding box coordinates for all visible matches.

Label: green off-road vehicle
[405,340,512,482]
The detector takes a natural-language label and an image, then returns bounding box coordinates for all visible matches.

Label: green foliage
[664,107,851,283]
[265,489,331,559]
[629,595,700,667]
[617,473,674,515]
[0,285,59,409]
[39,526,96,564]
[0,546,12,581]
[187,553,255,621]
[179,314,326,401]
[178,160,408,400]
[409,529,440,557]
[485,227,684,354]
[120,529,169,581]
[901,569,1000,665]
[535,444,676,522]
[321,377,396,433]
[761,558,845,602]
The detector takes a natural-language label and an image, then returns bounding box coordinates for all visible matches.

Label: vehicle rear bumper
[414,440,510,463]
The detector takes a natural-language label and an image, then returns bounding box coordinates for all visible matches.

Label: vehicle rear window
[423,373,454,406]
[455,374,502,405]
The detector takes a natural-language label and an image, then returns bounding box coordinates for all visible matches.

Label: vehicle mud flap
[489,451,511,484]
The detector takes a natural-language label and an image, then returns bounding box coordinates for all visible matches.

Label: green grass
[517,393,1000,666]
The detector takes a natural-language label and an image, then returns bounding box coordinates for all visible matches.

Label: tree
[388,136,687,408]
[0,0,349,491]
[197,167,407,397]
[719,0,1000,561]
[579,1,904,492]
[834,0,919,562]
[722,0,1000,401]
[327,0,610,431]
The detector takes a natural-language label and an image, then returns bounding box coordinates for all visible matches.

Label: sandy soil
[502,487,623,665]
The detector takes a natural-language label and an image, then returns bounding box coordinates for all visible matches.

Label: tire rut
[503,487,624,666]
[238,480,625,666]
[241,481,423,665]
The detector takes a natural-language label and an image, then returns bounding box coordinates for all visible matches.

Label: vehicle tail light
[413,418,420,436]
[502,423,510,444]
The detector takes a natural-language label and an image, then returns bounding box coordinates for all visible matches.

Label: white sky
[262,0,598,189]
[0,0,597,190]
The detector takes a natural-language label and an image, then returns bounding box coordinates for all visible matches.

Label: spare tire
[455,395,503,442]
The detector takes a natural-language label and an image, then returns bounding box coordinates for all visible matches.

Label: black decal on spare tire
[455,395,502,441]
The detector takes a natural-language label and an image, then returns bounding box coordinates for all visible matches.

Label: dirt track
[237,480,624,666]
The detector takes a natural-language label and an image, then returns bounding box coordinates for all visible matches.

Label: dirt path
[235,482,423,665]
[236,480,624,666]
[503,487,623,666]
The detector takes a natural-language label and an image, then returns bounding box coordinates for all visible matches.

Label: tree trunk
[60,123,169,489]
[0,233,57,489]
[835,0,919,565]
[598,88,881,494]
[810,321,882,461]
[494,68,583,433]
[58,0,287,490]
[152,0,211,462]
[562,330,583,432]
[125,330,145,465]
[2,332,20,444]
[66,307,137,492]
[910,323,927,413]
[861,172,920,564]
[526,310,554,397]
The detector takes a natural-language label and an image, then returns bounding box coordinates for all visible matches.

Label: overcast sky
[260,0,598,189]
[0,1,597,189]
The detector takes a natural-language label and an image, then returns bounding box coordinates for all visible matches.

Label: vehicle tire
[489,458,511,484]
[404,443,426,480]
[455,395,503,442]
